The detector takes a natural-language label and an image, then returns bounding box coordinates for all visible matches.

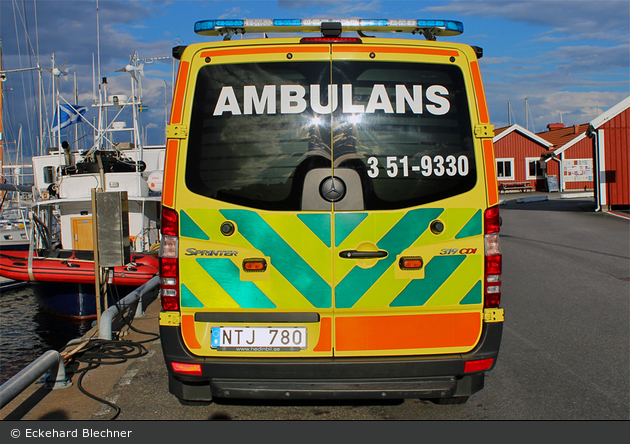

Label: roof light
[194,18,464,39]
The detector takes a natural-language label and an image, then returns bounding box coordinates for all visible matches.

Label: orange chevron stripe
[171,61,189,125]
[181,314,201,349]
[470,61,489,123]
[313,317,332,352]
[334,45,459,58]
[162,139,178,208]
[484,139,499,207]
[200,46,329,59]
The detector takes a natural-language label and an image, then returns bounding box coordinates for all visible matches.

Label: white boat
[0,202,31,251]
[0,51,166,318]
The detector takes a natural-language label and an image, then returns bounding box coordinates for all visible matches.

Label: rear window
[186,59,476,211]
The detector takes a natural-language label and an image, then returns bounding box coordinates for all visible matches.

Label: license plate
[211,326,307,351]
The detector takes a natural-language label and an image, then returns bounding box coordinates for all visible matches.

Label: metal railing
[99,276,159,340]
[0,276,159,410]
[0,350,71,409]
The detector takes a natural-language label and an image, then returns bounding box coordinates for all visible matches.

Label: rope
[62,339,148,420]
[58,284,160,420]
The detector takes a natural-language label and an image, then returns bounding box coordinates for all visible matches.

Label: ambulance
[159,19,503,404]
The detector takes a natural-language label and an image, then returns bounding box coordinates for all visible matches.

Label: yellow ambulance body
[159,19,503,404]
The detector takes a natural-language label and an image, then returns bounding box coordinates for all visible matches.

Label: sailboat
[0,40,33,289]
[0,48,166,318]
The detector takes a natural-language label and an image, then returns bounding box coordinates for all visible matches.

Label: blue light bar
[416,19,464,34]
[273,19,302,27]
[194,20,216,33]
[194,18,464,38]
[216,19,245,27]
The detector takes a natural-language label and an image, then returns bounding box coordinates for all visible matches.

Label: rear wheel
[430,396,469,405]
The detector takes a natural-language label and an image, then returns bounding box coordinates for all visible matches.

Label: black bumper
[159,320,502,402]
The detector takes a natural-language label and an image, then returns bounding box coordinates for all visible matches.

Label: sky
[1,0,629,161]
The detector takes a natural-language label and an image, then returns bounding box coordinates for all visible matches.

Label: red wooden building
[492,124,553,191]
[588,96,630,211]
[537,123,593,192]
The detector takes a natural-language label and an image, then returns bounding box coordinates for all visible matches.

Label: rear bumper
[159,319,502,401]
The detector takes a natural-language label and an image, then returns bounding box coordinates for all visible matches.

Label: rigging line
[13,0,37,57]
[11,0,37,156]
[32,0,41,65]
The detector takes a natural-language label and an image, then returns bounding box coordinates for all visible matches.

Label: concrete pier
[1,297,163,420]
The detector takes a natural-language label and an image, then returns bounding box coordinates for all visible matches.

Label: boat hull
[31,281,139,320]
[0,250,158,319]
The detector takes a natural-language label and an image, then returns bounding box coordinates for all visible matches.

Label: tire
[430,396,469,405]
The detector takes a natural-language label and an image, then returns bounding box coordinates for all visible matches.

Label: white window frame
[495,158,514,181]
[525,157,544,180]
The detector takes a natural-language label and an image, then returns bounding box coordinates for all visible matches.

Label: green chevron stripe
[334,212,368,247]
[335,208,443,309]
[297,213,332,248]
[180,283,204,308]
[455,209,482,239]
[459,280,482,305]
[390,255,466,307]
[180,210,210,240]
[220,209,332,308]
[196,258,276,309]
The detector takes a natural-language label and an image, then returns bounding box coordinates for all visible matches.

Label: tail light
[464,358,494,373]
[160,207,180,311]
[484,206,502,308]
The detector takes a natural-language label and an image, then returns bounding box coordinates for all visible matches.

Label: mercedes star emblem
[320,176,346,203]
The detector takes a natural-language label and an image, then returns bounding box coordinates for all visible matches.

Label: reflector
[243,259,267,272]
[399,257,423,269]
[172,362,202,375]
[464,358,493,373]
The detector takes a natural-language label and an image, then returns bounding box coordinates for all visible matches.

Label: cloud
[1,0,174,152]
[425,0,629,43]
[278,0,340,9]
[278,0,382,14]
[545,44,630,73]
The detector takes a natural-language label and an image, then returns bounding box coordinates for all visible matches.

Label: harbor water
[0,283,92,385]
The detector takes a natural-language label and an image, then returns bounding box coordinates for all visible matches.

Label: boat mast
[95,0,105,152]
[52,53,61,150]
[1,39,4,199]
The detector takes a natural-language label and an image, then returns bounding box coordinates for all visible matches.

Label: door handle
[339,250,388,259]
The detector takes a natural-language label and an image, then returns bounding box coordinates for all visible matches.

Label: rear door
[177,44,337,358]
[329,44,487,357]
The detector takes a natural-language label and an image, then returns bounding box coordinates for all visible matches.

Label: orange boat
[0,250,158,319]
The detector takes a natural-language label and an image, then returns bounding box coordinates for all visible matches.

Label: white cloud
[425,0,629,43]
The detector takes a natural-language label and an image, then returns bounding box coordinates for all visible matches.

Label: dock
[1,291,164,421]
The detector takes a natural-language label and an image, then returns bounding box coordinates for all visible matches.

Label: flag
[51,104,87,133]
[138,105,148,112]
